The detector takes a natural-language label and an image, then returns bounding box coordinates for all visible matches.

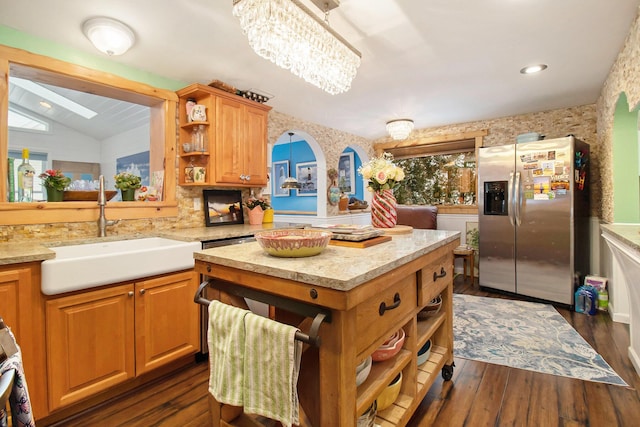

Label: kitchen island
[194,229,460,427]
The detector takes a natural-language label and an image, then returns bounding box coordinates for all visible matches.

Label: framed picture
[272,160,290,197]
[296,161,318,196]
[203,189,244,227]
[338,152,356,194]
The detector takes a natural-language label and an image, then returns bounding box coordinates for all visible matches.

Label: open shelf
[356,349,412,416]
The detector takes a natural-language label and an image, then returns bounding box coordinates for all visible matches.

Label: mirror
[0,45,178,225]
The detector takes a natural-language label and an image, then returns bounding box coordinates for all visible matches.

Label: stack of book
[308,224,384,242]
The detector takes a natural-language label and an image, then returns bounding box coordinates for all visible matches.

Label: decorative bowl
[417,339,432,366]
[63,190,117,202]
[372,328,405,362]
[417,294,442,320]
[376,372,403,412]
[254,229,333,258]
[357,400,376,427]
[356,355,372,387]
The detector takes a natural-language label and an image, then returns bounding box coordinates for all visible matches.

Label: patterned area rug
[453,294,628,386]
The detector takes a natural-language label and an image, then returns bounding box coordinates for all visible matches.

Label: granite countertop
[0,242,56,266]
[194,229,460,291]
[601,223,640,252]
[0,222,305,266]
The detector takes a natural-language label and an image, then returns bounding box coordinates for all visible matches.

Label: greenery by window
[394,152,476,205]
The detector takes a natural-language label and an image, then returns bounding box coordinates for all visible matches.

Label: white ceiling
[1,0,639,140]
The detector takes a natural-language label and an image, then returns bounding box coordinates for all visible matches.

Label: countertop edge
[601,223,640,252]
[194,230,461,291]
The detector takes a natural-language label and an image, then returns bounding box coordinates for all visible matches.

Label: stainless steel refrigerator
[477,136,590,305]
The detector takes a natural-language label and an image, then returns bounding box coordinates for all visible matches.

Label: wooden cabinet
[45,270,199,410]
[195,236,459,426]
[176,83,271,187]
[0,262,47,419]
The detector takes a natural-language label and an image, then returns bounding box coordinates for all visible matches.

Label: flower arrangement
[358,152,405,193]
[245,195,271,210]
[39,169,71,191]
[114,172,142,191]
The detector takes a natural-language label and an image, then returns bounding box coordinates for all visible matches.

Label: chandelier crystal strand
[233,0,361,95]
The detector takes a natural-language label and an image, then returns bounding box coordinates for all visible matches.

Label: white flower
[358,152,405,193]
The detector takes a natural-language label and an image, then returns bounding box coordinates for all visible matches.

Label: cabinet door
[215,96,245,185]
[134,270,199,375]
[243,104,268,186]
[46,284,135,410]
[0,266,30,339]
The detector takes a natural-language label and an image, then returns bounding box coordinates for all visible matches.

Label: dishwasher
[198,235,269,357]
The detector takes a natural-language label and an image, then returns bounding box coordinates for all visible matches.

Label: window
[8,106,50,132]
[8,150,47,201]
[373,130,486,207]
[395,152,476,205]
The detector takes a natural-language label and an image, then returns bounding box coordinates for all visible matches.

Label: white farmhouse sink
[41,238,201,295]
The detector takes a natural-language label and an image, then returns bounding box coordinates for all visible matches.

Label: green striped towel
[244,312,302,427]
[208,300,248,407]
[207,300,302,427]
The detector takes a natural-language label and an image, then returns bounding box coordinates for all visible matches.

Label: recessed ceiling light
[520,64,548,74]
[39,100,52,109]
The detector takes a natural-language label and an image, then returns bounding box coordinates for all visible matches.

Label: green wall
[612,92,640,223]
[0,25,187,90]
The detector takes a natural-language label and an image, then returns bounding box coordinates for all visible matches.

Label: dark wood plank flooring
[51,276,640,427]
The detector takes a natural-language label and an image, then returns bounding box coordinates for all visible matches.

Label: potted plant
[245,195,270,225]
[114,172,142,201]
[39,169,71,202]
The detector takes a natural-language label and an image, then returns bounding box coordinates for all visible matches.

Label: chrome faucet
[97,175,118,237]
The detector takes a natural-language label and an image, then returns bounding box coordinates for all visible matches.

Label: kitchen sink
[41,237,201,295]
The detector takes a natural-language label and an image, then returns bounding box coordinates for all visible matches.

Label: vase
[371,189,398,228]
[338,194,349,211]
[262,208,274,223]
[46,187,64,202]
[121,188,136,201]
[248,206,264,225]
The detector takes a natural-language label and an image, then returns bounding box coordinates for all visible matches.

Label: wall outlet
[193,197,201,211]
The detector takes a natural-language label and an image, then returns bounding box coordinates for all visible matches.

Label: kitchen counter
[0,222,303,265]
[600,223,640,252]
[194,229,460,291]
[0,242,56,265]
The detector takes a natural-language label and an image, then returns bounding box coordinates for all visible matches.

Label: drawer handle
[379,293,401,316]
[433,267,447,281]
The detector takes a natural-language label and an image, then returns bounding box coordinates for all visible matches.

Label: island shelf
[194,229,460,426]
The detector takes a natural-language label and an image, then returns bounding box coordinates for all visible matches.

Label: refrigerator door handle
[514,171,522,226]
[508,172,515,226]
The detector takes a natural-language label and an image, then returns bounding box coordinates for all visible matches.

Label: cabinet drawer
[418,252,453,307]
[355,275,417,355]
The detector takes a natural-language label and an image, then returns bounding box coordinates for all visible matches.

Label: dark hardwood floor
[51,276,640,427]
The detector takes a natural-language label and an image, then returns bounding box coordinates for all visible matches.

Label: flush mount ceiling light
[82,17,135,56]
[232,0,361,95]
[520,64,548,74]
[282,132,302,189]
[386,119,414,140]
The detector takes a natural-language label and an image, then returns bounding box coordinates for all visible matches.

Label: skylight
[8,107,49,131]
[10,76,98,119]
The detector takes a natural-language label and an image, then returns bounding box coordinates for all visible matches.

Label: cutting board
[329,235,392,248]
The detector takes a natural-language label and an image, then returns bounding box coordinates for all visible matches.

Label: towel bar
[194,280,328,347]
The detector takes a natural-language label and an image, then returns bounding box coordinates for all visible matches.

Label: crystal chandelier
[232,0,361,95]
[386,119,414,140]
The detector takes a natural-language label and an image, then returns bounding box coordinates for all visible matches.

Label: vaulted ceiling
[1,0,639,140]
